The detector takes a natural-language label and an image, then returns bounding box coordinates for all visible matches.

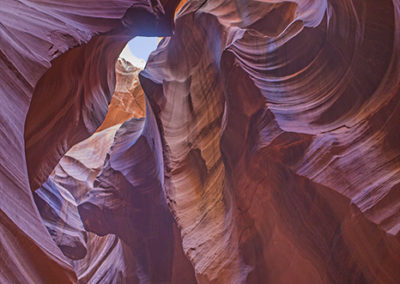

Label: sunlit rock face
[34,60,196,283]
[97,59,146,132]
[1,0,400,283]
[141,0,400,283]
[0,0,178,282]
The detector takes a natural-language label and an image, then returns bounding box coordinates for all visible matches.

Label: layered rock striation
[0,0,399,283]
[34,59,196,283]
[140,0,400,282]
[0,0,178,282]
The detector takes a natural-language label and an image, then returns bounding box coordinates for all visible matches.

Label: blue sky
[128,37,159,61]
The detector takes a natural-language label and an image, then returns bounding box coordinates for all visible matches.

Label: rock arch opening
[26,18,197,284]
[2,0,400,282]
[20,1,197,282]
[25,1,195,283]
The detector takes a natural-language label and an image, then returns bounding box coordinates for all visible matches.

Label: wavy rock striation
[34,59,196,283]
[140,0,400,283]
[0,0,177,282]
[1,0,400,283]
[97,58,146,132]
[77,107,196,283]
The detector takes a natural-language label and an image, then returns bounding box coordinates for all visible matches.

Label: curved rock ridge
[0,0,178,282]
[97,58,146,132]
[35,123,129,282]
[34,125,136,282]
[25,0,179,192]
[35,114,197,283]
[78,103,197,283]
[1,0,400,282]
[140,0,400,282]
[35,177,88,260]
[34,59,196,282]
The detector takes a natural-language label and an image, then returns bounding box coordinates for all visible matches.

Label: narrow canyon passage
[1,0,400,283]
[33,54,197,282]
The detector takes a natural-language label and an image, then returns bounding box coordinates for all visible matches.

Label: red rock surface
[97,59,146,132]
[0,0,177,282]
[1,0,400,283]
[140,0,400,282]
[34,60,196,283]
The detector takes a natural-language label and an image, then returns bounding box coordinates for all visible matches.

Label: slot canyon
[0,0,400,283]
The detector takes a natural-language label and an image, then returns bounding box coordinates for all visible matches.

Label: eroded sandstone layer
[0,0,177,282]
[35,58,196,283]
[97,58,146,132]
[140,0,400,283]
[0,0,400,283]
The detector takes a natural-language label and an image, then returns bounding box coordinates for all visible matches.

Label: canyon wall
[140,0,400,282]
[34,58,196,283]
[0,0,400,283]
[0,0,177,282]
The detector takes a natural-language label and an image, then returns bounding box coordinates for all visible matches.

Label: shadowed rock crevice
[0,0,180,282]
[34,59,196,283]
[1,0,400,282]
[25,1,179,192]
[140,0,400,282]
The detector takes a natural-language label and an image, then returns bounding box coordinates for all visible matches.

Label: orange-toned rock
[35,113,196,283]
[0,0,178,282]
[1,0,400,282]
[34,58,195,283]
[141,0,400,282]
[97,59,146,132]
[78,107,197,283]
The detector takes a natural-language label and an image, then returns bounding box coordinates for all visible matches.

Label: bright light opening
[119,37,159,69]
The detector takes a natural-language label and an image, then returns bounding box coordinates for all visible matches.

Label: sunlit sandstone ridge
[34,58,196,282]
[0,0,178,282]
[1,0,400,283]
[140,0,400,282]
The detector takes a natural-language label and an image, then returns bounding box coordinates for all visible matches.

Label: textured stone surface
[140,0,400,282]
[34,60,196,283]
[35,123,128,282]
[1,0,400,283]
[78,109,197,283]
[35,178,88,261]
[97,58,146,132]
[0,0,177,282]
[24,1,177,191]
